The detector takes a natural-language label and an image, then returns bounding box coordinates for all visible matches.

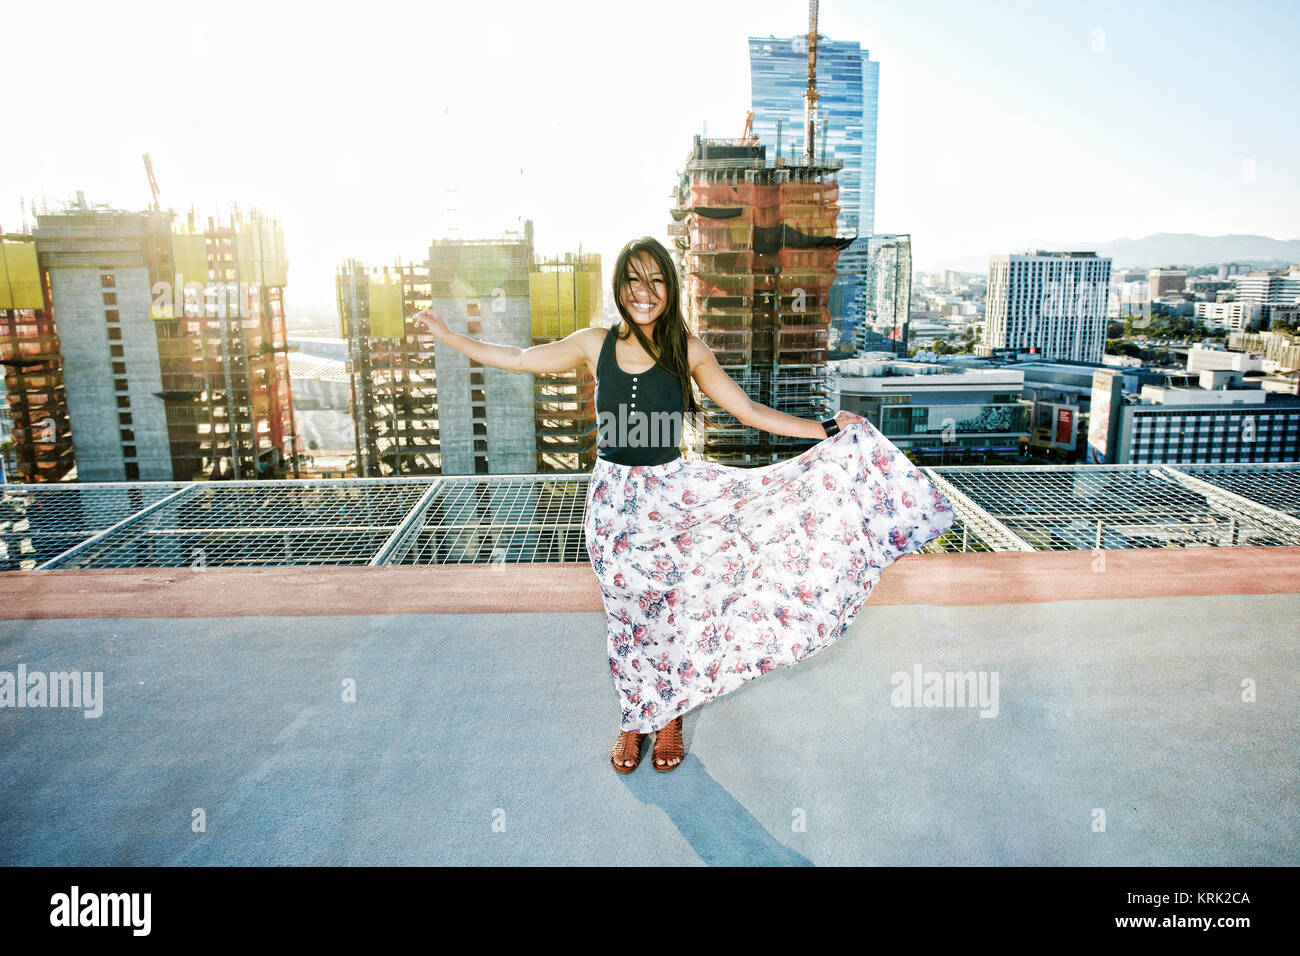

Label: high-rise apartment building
[749,33,879,342]
[854,234,911,355]
[983,251,1112,364]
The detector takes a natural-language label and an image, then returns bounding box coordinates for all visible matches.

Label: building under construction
[671,133,851,465]
[0,234,71,481]
[0,193,296,482]
[336,257,436,476]
[529,251,601,470]
[336,220,601,477]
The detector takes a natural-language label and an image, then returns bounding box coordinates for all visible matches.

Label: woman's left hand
[833,410,865,431]
[411,308,450,340]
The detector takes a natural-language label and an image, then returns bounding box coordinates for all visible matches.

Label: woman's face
[619,252,667,328]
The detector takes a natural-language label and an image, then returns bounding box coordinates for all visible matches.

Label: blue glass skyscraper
[748,33,880,349]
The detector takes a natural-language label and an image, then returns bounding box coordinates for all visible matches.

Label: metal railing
[2,462,1297,571]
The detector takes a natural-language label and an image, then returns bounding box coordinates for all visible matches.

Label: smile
[631,302,657,313]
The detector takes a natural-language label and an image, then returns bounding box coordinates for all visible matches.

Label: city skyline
[2,0,1297,309]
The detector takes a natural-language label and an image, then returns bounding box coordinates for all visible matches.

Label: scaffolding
[335,260,437,478]
[169,208,295,481]
[428,236,532,298]
[5,201,294,484]
[529,254,602,472]
[0,236,74,481]
[337,225,598,478]
[673,135,851,464]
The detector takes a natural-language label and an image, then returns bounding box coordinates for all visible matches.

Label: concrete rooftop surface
[1,547,1297,866]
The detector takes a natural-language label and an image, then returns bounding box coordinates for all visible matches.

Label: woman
[413,236,955,775]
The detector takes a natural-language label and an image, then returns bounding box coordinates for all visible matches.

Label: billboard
[1087,370,1119,464]
[1055,406,1074,447]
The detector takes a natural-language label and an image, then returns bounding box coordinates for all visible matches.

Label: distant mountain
[1079,234,1300,269]
[931,233,1300,276]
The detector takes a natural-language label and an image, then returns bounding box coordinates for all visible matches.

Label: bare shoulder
[577,323,606,350]
[686,334,712,373]
[577,324,609,369]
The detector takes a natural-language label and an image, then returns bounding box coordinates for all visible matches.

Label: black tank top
[595,321,684,466]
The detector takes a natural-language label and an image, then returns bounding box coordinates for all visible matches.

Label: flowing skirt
[583,420,957,733]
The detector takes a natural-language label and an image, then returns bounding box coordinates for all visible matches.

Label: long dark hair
[611,236,713,435]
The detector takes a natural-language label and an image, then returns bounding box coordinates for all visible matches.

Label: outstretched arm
[687,337,864,439]
[412,309,591,375]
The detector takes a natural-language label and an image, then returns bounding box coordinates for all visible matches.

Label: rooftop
[2,464,1297,865]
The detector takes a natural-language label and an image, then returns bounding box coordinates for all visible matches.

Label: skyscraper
[984,251,1112,363]
[748,33,879,342]
[748,34,878,235]
[856,234,912,355]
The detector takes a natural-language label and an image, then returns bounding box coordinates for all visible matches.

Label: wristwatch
[821,416,840,438]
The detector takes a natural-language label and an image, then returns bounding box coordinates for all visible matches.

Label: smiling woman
[606,237,708,443]
[412,235,955,777]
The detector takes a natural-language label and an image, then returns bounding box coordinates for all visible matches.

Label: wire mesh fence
[1,462,1297,571]
[23,479,434,570]
[927,463,1300,551]
[2,482,190,571]
[389,475,589,566]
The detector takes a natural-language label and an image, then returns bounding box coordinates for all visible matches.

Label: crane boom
[804,0,819,164]
[142,153,160,212]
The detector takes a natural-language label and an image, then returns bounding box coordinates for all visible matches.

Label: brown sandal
[610,730,645,774]
[652,716,685,772]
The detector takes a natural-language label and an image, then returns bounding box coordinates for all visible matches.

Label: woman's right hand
[411,308,450,340]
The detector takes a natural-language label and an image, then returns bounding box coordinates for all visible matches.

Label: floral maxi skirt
[583,421,957,734]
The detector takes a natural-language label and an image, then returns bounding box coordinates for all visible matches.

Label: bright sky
[2,0,1296,308]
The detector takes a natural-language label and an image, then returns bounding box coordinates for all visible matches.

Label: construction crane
[804,0,820,164]
[741,109,755,144]
[142,153,160,211]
